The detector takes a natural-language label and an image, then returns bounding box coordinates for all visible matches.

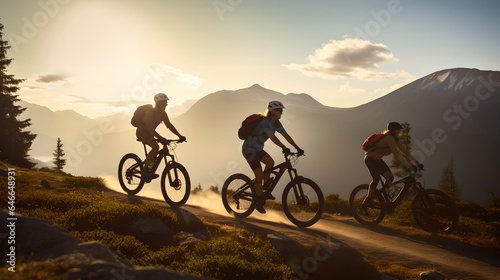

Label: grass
[0,162,292,279]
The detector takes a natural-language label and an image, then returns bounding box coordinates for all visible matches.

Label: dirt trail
[105,188,500,280]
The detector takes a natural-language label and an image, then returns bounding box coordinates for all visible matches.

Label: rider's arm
[281,131,299,149]
[387,137,412,168]
[396,141,417,164]
[266,131,287,149]
[161,112,183,138]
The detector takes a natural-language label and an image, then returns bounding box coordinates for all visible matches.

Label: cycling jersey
[366,135,414,167]
[242,118,285,151]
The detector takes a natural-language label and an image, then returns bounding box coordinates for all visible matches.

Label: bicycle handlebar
[283,150,305,157]
[154,138,186,145]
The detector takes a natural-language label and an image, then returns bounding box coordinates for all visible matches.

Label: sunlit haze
[1,0,499,117]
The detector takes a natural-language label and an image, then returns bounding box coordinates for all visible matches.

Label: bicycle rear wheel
[118,153,144,195]
[349,184,386,225]
[221,173,255,218]
[412,189,459,233]
[282,177,324,228]
[161,162,190,207]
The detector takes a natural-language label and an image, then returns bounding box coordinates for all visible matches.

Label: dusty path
[105,188,500,280]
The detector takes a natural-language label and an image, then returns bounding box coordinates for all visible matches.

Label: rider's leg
[365,156,382,199]
[143,138,159,169]
[260,153,275,182]
[252,167,265,197]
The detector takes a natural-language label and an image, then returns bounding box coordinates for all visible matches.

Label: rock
[0,210,207,279]
[268,232,302,256]
[381,274,400,280]
[180,236,203,247]
[40,179,51,189]
[420,271,445,280]
[112,217,174,250]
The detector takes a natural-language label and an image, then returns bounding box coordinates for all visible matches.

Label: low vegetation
[0,162,291,279]
[2,160,498,280]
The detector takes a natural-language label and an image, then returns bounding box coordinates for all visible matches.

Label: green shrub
[324,194,351,216]
[72,230,151,264]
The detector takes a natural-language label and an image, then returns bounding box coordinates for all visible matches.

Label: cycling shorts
[242,149,269,170]
[136,126,154,144]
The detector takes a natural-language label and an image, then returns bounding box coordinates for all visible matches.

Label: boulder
[0,210,207,279]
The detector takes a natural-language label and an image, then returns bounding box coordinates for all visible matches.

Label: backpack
[131,104,153,127]
[238,114,265,140]
[361,133,386,151]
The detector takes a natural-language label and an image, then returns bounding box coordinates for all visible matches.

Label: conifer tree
[0,21,36,167]
[438,157,461,200]
[391,122,412,177]
[53,137,66,172]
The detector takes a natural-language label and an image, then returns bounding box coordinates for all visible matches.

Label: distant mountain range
[20,68,500,204]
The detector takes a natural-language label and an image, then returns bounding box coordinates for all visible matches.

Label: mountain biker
[136,93,186,182]
[242,101,303,214]
[363,122,422,207]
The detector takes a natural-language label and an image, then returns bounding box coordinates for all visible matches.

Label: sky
[1,0,499,118]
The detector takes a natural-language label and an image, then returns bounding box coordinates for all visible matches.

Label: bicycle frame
[262,153,300,194]
[380,172,425,208]
[142,141,177,174]
[231,153,300,201]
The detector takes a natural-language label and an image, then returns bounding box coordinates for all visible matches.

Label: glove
[282,147,291,155]
[416,162,424,170]
[296,146,304,155]
[409,165,418,173]
[178,135,186,143]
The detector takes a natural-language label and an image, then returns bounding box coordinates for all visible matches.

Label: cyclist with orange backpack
[363,122,422,207]
[241,101,303,214]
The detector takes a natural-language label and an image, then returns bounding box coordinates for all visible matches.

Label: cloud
[69,95,146,108]
[147,63,203,88]
[283,38,411,80]
[339,82,367,93]
[35,74,68,83]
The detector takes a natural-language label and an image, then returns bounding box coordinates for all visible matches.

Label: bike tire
[221,173,255,218]
[160,162,190,207]
[349,184,386,225]
[118,153,144,195]
[412,189,459,233]
[282,177,324,228]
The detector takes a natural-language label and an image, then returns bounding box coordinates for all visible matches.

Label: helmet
[387,122,404,131]
[154,93,169,103]
[268,101,285,111]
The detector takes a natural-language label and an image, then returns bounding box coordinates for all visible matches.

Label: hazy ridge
[21,68,500,204]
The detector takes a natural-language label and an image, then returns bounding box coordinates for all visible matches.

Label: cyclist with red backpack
[362,122,422,207]
[241,101,303,214]
[134,93,186,182]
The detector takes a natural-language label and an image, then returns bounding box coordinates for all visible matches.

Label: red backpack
[361,133,386,151]
[238,114,265,140]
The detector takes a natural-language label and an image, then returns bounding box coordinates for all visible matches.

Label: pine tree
[0,21,36,167]
[391,122,412,178]
[52,137,66,172]
[438,157,460,200]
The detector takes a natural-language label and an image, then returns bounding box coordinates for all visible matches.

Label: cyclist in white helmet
[136,93,186,182]
[242,101,303,214]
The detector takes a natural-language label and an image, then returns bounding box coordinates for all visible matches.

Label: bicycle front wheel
[161,162,190,207]
[282,177,324,228]
[349,184,386,225]
[221,173,255,218]
[118,153,144,195]
[412,189,459,233]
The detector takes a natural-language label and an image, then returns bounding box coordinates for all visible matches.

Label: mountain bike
[221,150,324,228]
[349,166,459,233]
[118,138,190,207]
